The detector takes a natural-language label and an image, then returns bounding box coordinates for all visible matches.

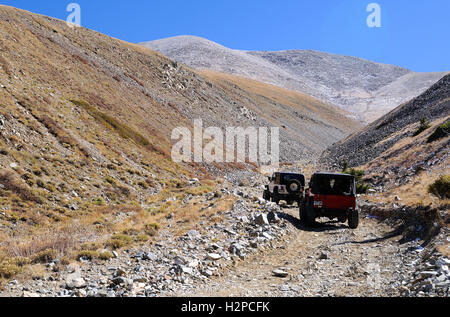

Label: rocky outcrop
[321,74,450,167]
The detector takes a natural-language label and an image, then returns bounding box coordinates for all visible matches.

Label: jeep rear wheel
[299,201,307,223]
[273,188,280,205]
[263,189,270,201]
[300,202,315,226]
[305,204,316,226]
[348,209,359,229]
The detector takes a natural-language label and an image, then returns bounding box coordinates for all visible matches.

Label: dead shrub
[39,115,75,146]
[0,55,11,76]
[126,73,144,87]
[0,170,41,203]
[2,229,77,260]
[72,54,89,65]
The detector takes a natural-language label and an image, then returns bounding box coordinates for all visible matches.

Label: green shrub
[136,234,150,242]
[343,167,371,194]
[428,175,450,199]
[106,234,133,250]
[144,223,161,237]
[98,251,114,261]
[413,118,431,137]
[105,177,116,185]
[356,183,371,194]
[31,249,57,264]
[70,100,151,147]
[427,121,450,143]
[76,250,99,261]
[0,261,22,279]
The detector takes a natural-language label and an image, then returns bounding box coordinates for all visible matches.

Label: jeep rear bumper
[312,208,352,218]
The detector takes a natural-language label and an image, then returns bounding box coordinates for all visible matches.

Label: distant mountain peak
[141,36,448,123]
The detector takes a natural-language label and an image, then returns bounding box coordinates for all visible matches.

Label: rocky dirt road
[171,204,447,297]
[1,178,448,297]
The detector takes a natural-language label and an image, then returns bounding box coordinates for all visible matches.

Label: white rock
[207,253,222,261]
[66,274,86,289]
[181,267,194,275]
[419,271,438,278]
[436,258,450,267]
[273,269,289,278]
[22,291,40,297]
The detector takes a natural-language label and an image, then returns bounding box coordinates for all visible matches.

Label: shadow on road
[278,210,348,233]
[276,203,425,250]
[333,226,404,246]
[276,204,405,243]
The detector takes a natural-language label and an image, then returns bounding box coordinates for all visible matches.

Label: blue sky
[2,0,449,72]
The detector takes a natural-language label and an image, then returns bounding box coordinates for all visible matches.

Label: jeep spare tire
[287,180,301,193]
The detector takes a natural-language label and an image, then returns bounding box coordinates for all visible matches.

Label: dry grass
[39,115,76,147]
[362,115,450,209]
[0,169,41,203]
[70,100,151,147]
[1,227,77,259]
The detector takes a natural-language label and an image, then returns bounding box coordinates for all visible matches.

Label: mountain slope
[198,70,359,156]
[321,74,450,206]
[0,4,361,257]
[141,35,448,123]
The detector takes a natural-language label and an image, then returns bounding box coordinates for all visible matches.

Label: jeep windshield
[281,173,305,186]
[312,174,355,196]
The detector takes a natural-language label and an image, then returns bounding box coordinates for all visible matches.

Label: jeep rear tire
[263,189,270,201]
[273,188,280,205]
[348,209,359,229]
[299,201,307,223]
[305,204,316,226]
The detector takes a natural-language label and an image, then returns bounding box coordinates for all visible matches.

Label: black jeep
[263,172,305,206]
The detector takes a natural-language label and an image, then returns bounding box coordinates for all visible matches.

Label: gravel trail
[171,205,421,297]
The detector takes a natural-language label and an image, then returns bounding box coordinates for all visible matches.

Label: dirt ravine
[171,205,419,297]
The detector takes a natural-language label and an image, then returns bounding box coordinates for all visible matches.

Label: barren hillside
[321,74,450,207]
[199,70,359,155]
[0,5,360,277]
[141,35,448,123]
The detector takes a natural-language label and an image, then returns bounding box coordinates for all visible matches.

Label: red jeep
[300,173,359,229]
